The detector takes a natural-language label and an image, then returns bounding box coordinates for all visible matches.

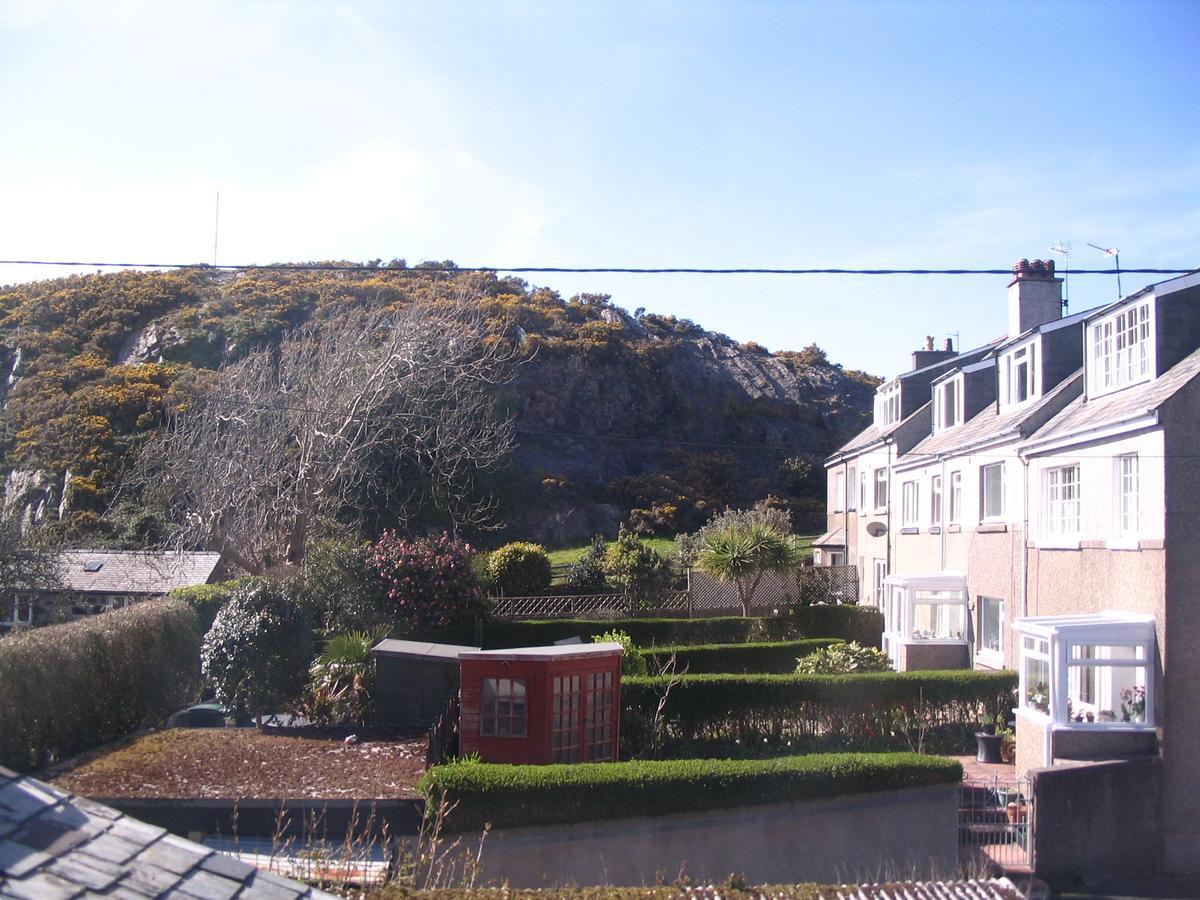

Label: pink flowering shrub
[374,531,485,629]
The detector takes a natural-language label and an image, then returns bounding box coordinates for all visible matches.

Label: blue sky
[1,0,1197,375]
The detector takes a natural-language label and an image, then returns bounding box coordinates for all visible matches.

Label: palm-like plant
[695,523,801,616]
[303,629,385,727]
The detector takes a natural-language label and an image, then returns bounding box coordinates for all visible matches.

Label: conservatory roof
[881,572,967,591]
[1013,611,1155,639]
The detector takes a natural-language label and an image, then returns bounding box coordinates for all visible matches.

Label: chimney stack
[912,335,958,371]
[1008,258,1063,337]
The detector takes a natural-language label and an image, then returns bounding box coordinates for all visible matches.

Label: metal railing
[958,774,1032,872]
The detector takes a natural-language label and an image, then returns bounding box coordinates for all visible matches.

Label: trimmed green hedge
[639,639,843,674]
[422,752,961,832]
[415,608,883,649]
[0,599,202,771]
[621,669,1017,756]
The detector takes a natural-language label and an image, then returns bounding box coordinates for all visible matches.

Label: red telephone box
[458,643,623,764]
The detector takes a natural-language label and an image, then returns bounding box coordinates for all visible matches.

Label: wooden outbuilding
[459,643,623,764]
[370,639,479,728]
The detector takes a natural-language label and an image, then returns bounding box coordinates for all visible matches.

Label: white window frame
[1000,340,1039,408]
[1043,464,1081,545]
[976,596,1004,666]
[1113,454,1139,547]
[901,480,918,527]
[873,559,887,608]
[859,471,868,512]
[933,376,963,432]
[930,475,942,527]
[949,471,962,524]
[980,462,1005,522]
[875,380,902,428]
[1089,300,1153,396]
[833,470,845,513]
[873,468,888,511]
[846,466,857,511]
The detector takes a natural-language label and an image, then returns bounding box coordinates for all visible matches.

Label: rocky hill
[0,263,878,547]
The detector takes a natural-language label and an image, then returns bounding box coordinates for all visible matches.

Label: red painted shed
[458,643,623,764]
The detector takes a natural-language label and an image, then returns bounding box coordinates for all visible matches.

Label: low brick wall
[898,642,969,671]
[428,784,959,888]
[1030,757,1162,888]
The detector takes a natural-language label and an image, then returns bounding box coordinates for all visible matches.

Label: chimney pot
[944,338,953,352]
[925,335,935,351]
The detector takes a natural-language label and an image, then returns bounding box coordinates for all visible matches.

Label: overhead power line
[0,259,1195,277]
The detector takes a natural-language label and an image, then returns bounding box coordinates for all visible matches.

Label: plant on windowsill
[1027,683,1049,714]
[1121,686,1146,724]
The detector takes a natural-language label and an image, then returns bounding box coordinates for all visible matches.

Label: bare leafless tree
[131,294,522,575]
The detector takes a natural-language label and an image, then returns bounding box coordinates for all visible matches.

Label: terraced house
[821,259,1200,872]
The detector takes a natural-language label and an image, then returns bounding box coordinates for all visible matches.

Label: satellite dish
[866,521,888,537]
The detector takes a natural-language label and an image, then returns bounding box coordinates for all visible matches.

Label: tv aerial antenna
[1087,242,1122,300]
[1050,241,1071,311]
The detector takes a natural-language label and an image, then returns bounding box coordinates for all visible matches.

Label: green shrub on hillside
[591,629,649,676]
[0,599,201,771]
[421,752,961,832]
[486,542,552,597]
[563,535,609,593]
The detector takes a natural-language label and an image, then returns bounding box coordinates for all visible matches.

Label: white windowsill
[1037,537,1081,550]
[975,650,1004,669]
[1052,721,1155,733]
[1107,536,1140,551]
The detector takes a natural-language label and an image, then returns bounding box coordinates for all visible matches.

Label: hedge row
[0,599,202,771]
[639,639,843,674]
[620,669,1017,754]
[421,752,961,833]
[415,608,883,650]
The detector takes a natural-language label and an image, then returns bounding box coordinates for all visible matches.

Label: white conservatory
[881,572,970,671]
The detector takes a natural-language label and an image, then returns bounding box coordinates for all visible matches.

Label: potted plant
[1121,686,1146,723]
[997,724,1016,764]
[980,713,996,735]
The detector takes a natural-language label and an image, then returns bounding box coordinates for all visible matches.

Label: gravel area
[50,728,428,800]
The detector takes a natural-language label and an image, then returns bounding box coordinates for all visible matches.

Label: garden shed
[459,643,623,765]
[371,639,479,728]
[881,572,970,671]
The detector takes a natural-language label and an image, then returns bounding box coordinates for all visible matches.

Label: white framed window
[833,470,845,512]
[873,468,888,511]
[977,596,1003,662]
[949,471,962,524]
[1116,455,1139,537]
[1020,634,1051,716]
[1090,301,1152,395]
[873,559,887,608]
[934,377,962,431]
[980,462,1005,521]
[859,471,868,512]
[931,475,942,527]
[1001,342,1038,406]
[846,466,857,511]
[901,480,918,527]
[1045,464,1081,537]
[1066,642,1150,724]
[875,380,902,427]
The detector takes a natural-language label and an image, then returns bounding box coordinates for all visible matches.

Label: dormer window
[875,380,901,427]
[1089,301,1152,396]
[1000,340,1039,407]
[933,375,963,431]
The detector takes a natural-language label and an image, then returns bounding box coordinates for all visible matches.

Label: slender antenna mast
[213,191,220,266]
[1050,241,1071,311]
[1087,242,1122,300]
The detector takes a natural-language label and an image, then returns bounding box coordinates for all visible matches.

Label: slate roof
[0,767,332,899]
[56,551,223,596]
[901,370,1083,462]
[1027,346,1200,445]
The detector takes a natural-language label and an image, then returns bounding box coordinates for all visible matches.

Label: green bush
[200,580,315,722]
[592,629,649,676]
[620,669,1017,756]
[602,526,673,599]
[298,538,392,633]
[640,639,843,675]
[794,641,892,674]
[422,752,961,832]
[169,578,250,634]
[486,542,552,597]
[0,599,202,771]
[563,536,609,593]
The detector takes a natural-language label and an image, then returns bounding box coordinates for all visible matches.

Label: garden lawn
[49,728,427,800]
[546,534,818,568]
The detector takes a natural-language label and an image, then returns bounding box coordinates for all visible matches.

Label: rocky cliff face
[0,267,876,545]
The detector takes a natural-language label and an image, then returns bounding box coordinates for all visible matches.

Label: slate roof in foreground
[0,767,332,899]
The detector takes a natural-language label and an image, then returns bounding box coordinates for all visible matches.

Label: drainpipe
[841,459,849,569]
[884,438,894,577]
[1020,455,1031,619]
